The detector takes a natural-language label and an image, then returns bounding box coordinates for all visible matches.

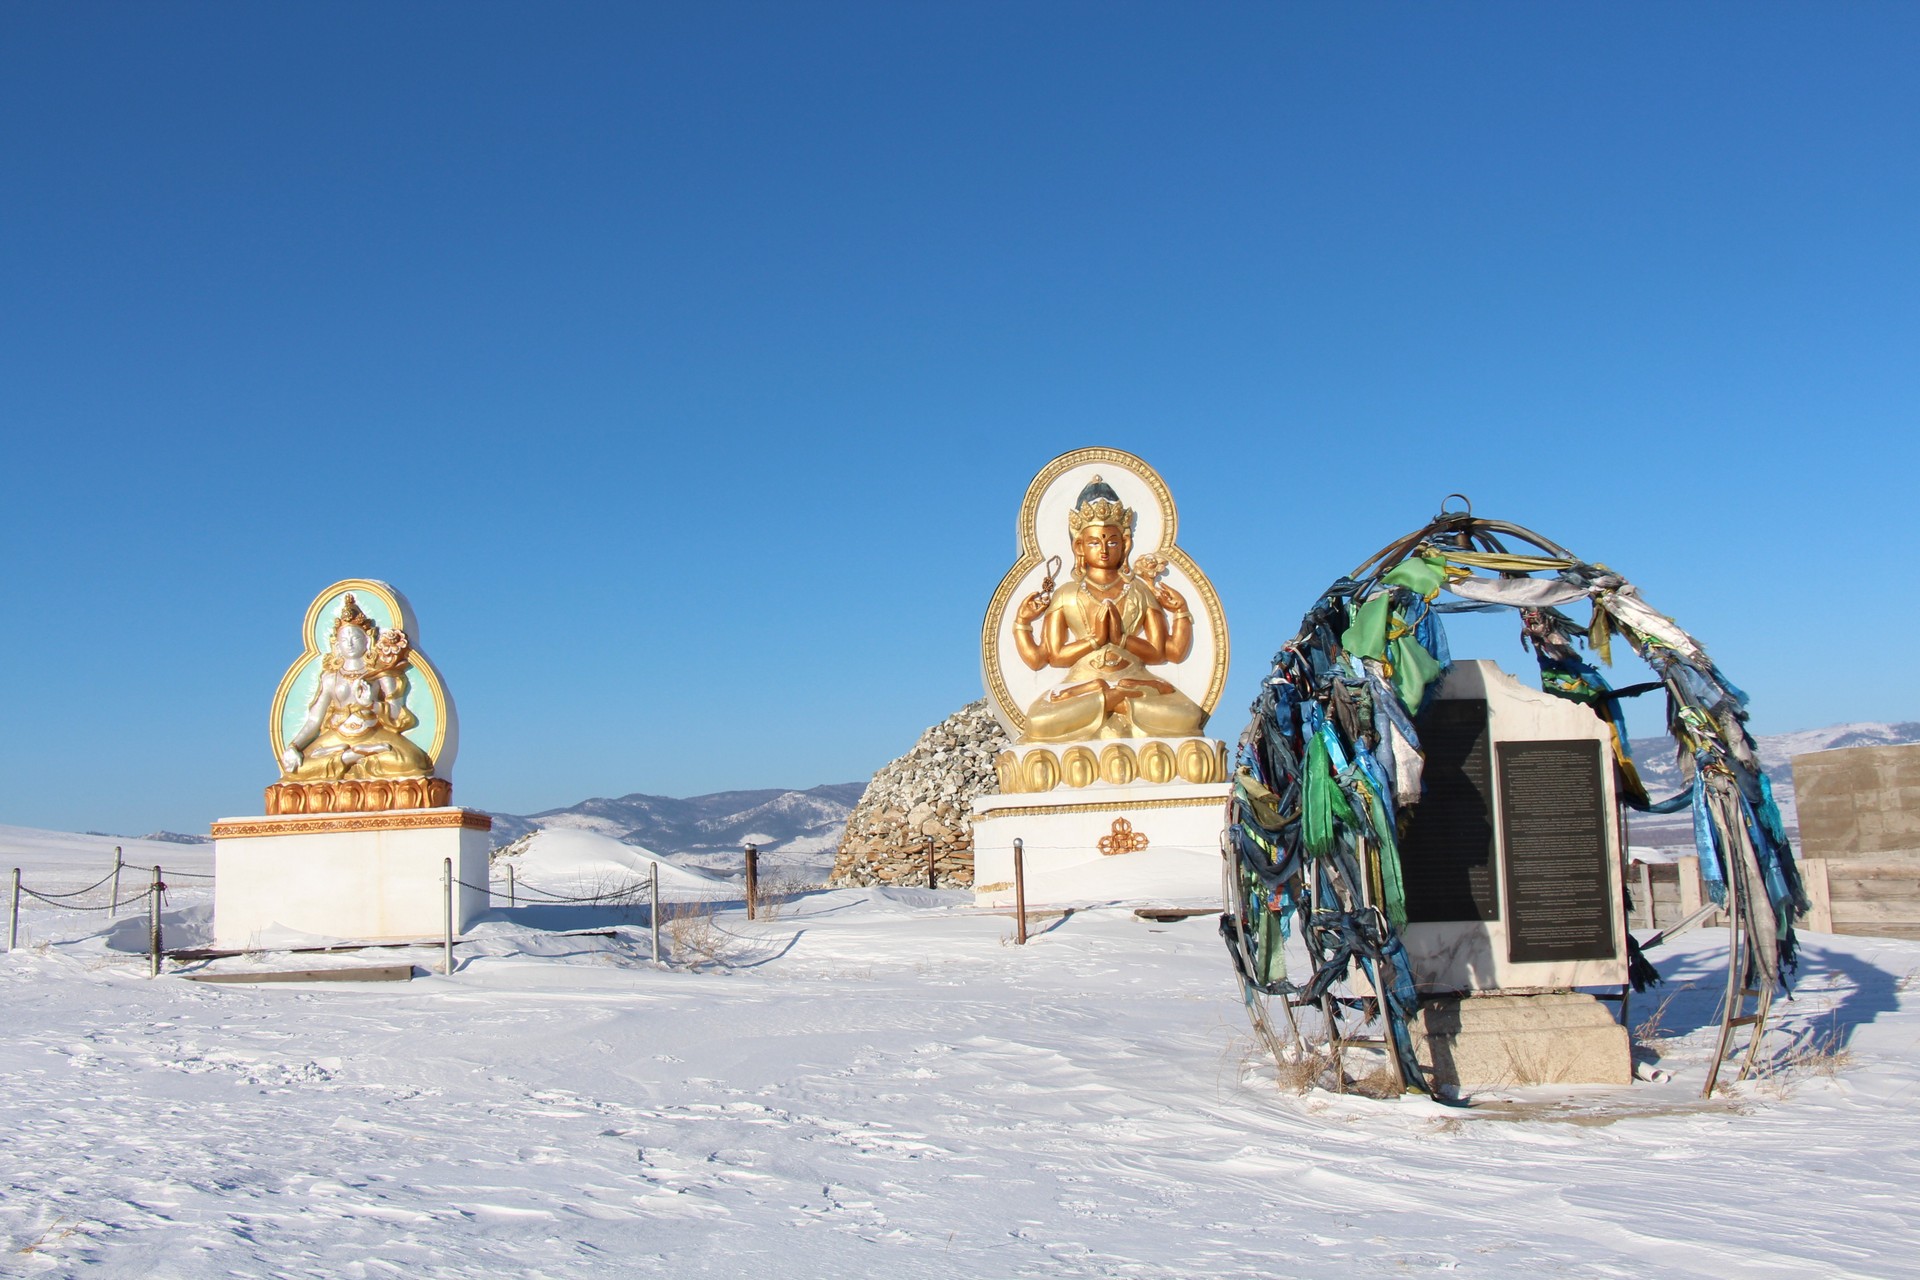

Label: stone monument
[830,700,1006,889]
[211,579,491,947]
[1396,659,1631,1087]
[972,448,1232,907]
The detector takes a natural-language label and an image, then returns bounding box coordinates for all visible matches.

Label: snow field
[1,828,1918,1277]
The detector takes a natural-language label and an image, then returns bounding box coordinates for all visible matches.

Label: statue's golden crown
[1067,476,1135,535]
[334,593,376,634]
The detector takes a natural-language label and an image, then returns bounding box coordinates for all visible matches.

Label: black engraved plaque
[1400,699,1500,923]
[1497,739,1617,963]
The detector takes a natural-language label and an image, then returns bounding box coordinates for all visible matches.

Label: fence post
[442,857,454,976]
[507,864,516,909]
[1013,838,1028,946]
[148,865,163,978]
[744,843,759,921]
[110,846,123,918]
[8,868,19,952]
[649,861,661,962]
[927,835,937,890]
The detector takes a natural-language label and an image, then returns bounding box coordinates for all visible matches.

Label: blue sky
[3,3,1915,834]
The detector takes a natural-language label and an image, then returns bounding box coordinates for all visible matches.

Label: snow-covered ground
[489,827,740,904]
[3,825,1918,1277]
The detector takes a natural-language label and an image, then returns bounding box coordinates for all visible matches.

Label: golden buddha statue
[278,594,435,783]
[1011,477,1208,743]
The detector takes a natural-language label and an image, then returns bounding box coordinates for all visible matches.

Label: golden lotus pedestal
[972,738,1232,909]
[991,735,1228,794]
[211,808,492,949]
[264,777,453,815]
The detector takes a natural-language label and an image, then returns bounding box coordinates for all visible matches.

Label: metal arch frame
[1228,499,1785,1100]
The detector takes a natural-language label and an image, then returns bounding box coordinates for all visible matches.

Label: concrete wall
[1794,744,1920,941]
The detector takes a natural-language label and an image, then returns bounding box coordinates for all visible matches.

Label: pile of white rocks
[829,699,1008,889]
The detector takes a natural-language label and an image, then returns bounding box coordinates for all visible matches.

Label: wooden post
[927,835,937,890]
[744,843,759,921]
[1801,858,1834,933]
[1637,860,1654,929]
[1677,854,1705,920]
[110,846,123,918]
[148,865,163,978]
[507,864,516,909]
[1013,838,1028,945]
[649,861,661,962]
[442,857,454,976]
[8,868,19,952]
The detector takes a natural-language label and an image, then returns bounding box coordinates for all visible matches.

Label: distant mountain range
[92,721,1920,867]
[480,721,1920,870]
[484,783,867,879]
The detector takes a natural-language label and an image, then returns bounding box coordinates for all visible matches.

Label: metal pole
[110,846,123,918]
[1013,838,1028,946]
[507,864,516,909]
[8,869,19,952]
[442,857,454,976]
[148,865,163,978]
[649,861,661,962]
[927,835,937,890]
[744,843,759,921]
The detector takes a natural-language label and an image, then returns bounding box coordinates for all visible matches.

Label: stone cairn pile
[829,700,1008,889]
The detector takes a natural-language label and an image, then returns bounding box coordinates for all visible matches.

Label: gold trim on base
[972,793,1228,820]
[213,809,493,839]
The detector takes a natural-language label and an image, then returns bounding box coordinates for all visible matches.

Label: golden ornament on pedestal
[1097,818,1150,857]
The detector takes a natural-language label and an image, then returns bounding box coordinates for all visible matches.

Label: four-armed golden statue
[1011,476,1208,742]
[980,448,1229,794]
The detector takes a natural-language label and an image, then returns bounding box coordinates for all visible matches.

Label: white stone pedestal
[971,782,1231,908]
[212,808,492,949]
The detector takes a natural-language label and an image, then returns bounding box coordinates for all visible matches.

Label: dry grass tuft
[749,873,819,925]
[1268,1044,1339,1094]
[576,871,653,909]
[17,1219,78,1255]
[1779,1017,1854,1081]
[1261,1039,1409,1096]
[660,900,737,967]
[1344,1062,1406,1100]
[1631,989,1684,1056]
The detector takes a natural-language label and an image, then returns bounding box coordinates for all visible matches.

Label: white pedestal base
[212,809,492,949]
[971,782,1231,908]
